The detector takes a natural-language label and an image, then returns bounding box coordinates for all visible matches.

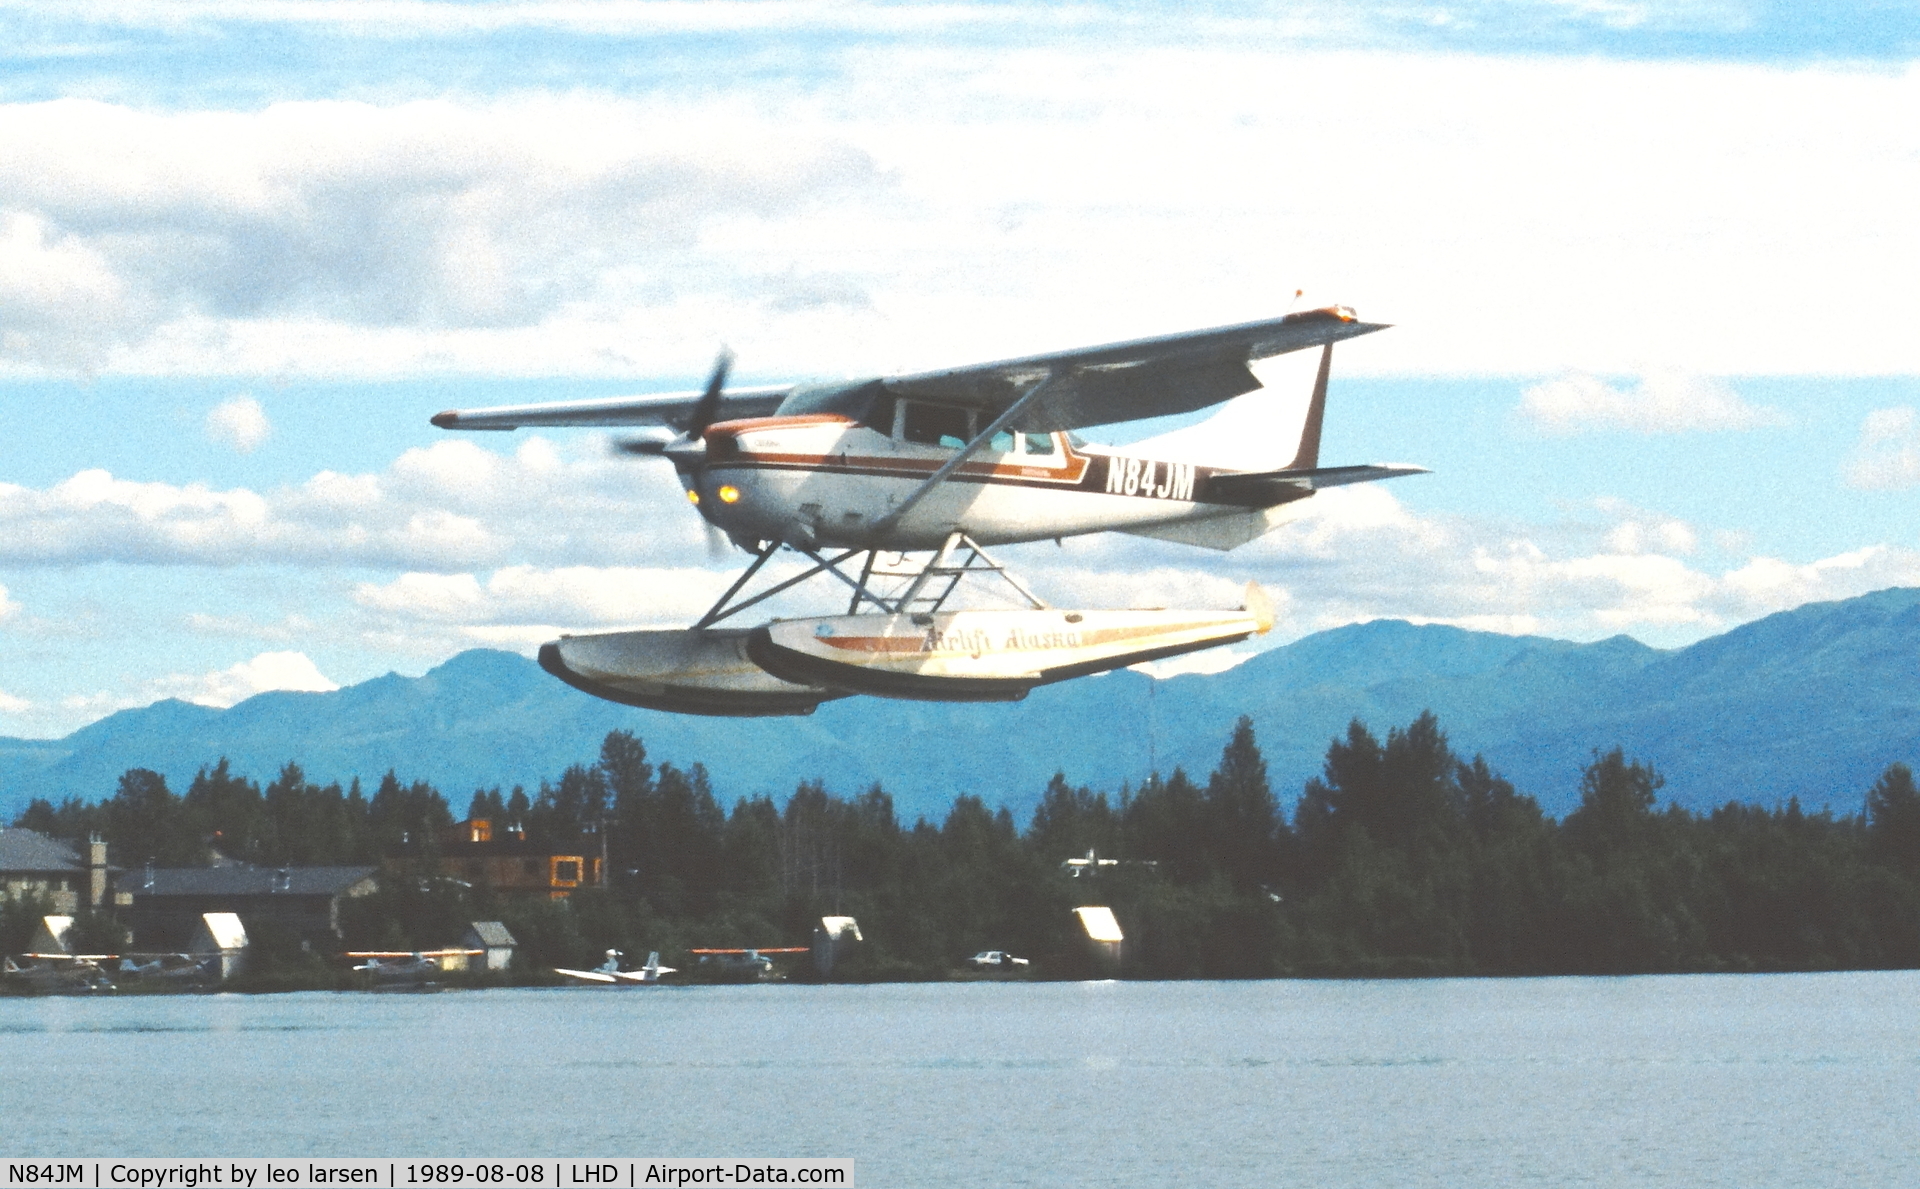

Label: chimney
[88,834,108,908]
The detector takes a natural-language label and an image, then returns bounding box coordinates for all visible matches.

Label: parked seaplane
[431,307,1423,715]
[688,947,810,983]
[555,949,677,985]
[348,951,443,984]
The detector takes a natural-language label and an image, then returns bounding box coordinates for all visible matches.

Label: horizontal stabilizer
[1208,463,1429,504]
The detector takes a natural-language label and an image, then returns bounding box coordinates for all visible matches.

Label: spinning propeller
[615,349,738,557]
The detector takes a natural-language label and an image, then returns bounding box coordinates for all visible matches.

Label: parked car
[967,950,1030,969]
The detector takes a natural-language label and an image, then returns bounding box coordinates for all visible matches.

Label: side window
[987,429,1015,453]
[903,403,973,449]
[863,393,896,434]
[1022,432,1056,456]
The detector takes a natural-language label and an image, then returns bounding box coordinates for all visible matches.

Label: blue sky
[2,0,1918,738]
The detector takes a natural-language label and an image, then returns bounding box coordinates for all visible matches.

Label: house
[114,863,378,949]
[463,921,517,971]
[187,912,249,980]
[812,916,863,976]
[0,830,110,913]
[432,819,604,899]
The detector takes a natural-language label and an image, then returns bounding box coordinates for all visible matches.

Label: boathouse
[114,863,378,948]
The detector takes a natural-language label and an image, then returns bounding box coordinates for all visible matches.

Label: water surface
[3,973,1915,1187]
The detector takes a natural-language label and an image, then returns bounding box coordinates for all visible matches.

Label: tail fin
[646,951,661,969]
[1283,343,1333,471]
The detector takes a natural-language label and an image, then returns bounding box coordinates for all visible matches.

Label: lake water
[3,973,1916,1186]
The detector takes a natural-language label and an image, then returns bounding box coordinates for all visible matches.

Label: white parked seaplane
[555,949,677,985]
[431,307,1424,715]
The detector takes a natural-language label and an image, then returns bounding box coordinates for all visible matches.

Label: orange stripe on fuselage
[735,453,1089,484]
[706,413,855,436]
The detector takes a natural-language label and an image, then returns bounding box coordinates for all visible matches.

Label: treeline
[11,714,1920,979]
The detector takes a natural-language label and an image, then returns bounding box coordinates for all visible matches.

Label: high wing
[884,307,1390,432]
[430,385,792,431]
[430,308,1386,435]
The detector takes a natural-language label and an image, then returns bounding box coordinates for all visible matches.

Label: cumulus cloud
[205,394,270,452]
[172,650,340,706]
[0,582,17,622]
[352,564,730,628]
[1520,370,1782,433]
[5,431,1914,657]
[0,436,706,571]
[1844,407,1920,490]
[0,687,29,715]
[1008,486,1920,647]
[0,50,1917,377]
[0,96,886,370]
[56,650,340,721]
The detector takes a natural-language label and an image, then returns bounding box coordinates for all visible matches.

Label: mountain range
[3,586,1917,825]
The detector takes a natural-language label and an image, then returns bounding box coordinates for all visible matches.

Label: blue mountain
[3,587,1916,825]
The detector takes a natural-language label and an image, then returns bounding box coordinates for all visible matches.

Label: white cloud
[0,95,885,372]
[0,687,29,715]
[1134,645,1263,680]
[1521,370,1782,433]
[0,582,17,622]
[0,435,708,571]
[0,53,1916,377]
[172,650,340,707]
[205,394,270,452]
[353,562,761,634]
[56,649,340,720]
[1026,487,1920,647]
[1844,407,1920,491]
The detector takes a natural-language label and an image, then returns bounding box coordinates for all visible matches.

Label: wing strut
[866,370,1060,541]
[1284,343,1334,471]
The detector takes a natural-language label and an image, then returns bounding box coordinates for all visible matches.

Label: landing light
[685,489,700,505]
[718,485,742,504]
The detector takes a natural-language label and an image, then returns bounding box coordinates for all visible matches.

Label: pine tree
[1865,762,1920,874]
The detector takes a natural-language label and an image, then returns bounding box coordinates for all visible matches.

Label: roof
[1074,905,1125,943]
[466,920,517,947]
[116,864,378,898]
[193,913,249,950]
[29,915,74,953]
[0,829,83,874]
[819,916,862,942]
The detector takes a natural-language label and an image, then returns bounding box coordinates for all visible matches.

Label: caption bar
[2,1164,851,1189]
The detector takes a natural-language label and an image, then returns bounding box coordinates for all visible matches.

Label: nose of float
[1244,581,1275,634]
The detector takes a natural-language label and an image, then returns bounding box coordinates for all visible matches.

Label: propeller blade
[686,348,733,438]
[704,521,733,560]
[613,435,673,456]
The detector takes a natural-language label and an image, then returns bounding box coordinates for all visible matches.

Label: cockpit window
[777,379,890,425]
[1022,432,1056,456]
[903,403,972,449]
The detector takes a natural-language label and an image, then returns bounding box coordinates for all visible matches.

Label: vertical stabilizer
[1284,343,1333,471]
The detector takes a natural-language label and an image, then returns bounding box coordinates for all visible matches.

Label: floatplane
[555,949,676,985]
[688,947,809,983]
[431,306,1423,714]
[346,950,476,984]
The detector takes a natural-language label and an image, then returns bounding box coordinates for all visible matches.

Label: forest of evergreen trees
[8,712,1920,982]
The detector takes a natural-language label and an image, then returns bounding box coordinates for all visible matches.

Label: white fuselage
[689,413,1287,551]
